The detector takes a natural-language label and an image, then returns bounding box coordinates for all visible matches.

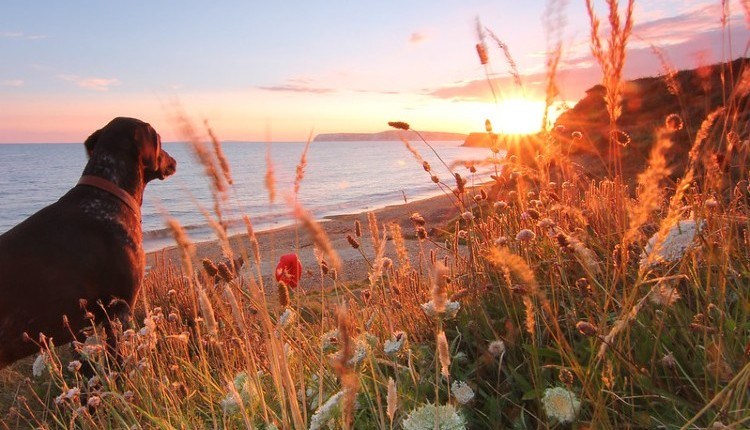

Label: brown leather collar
[76,175,141,215]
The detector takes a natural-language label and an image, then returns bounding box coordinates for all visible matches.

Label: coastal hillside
[461,58,749,182]
[313,130,466,142]
[553,57,749,180]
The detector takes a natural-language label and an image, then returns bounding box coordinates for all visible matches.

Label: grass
[2,4,750,429]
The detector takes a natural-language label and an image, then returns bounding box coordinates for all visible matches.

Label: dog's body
[0,117,175,368]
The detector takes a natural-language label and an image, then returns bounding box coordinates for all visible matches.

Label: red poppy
[275,253,303,288]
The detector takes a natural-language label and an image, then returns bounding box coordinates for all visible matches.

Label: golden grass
[2,6,749,430]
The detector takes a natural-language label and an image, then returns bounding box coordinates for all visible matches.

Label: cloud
[1,31,46,40]
[59,75,121,91]
[258,78,334,94]
[409,32,427,44]
[426,4,749,103]
[1,79,24,87]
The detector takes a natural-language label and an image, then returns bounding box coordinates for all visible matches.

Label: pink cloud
[426,4,749,103]
[58,75,121,91]
[1,79,24,87]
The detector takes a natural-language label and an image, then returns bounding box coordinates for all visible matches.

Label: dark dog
[0,117,176,368]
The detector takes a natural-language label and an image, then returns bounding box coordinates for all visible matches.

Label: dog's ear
[84,129,102,157]
[135,125,159,172]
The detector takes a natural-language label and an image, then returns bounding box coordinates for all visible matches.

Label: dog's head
[84,117,176,183]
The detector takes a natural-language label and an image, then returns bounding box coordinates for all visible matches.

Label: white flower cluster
[278,308,296,328]
[320,329,339,353]
[402,403,466,430]
[640,219,703,267]
[220,371,257,415]
[309,390,346,430]
[541,387,581,424]
[420,300,460,319]
[450,380,475,405]
[32,352,48,378]
[384,331,407,355]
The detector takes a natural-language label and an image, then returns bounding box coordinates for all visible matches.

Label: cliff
[313,130,467,142]
[552,57,749,180]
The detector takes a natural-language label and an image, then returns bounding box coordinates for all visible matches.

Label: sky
[0,1,748,143]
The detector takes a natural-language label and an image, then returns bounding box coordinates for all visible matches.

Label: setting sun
[490,98,547,135]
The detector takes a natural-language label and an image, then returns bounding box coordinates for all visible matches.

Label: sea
[0,141,499,252]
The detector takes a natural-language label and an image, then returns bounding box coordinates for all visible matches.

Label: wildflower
[571,131,583,140]
[559,369,574,386]
[649,283,681,307]
[541,387,581,424]
[64,387,80,401]
[450,381,475,404]
[32,353,47,377]
[660,353,677,369]
[402,403,466,430]
[330,337,368,367]
[275,253,303,289]
[420,300,460,319]
[87,395,102,408]
[576,321,598,337]
[221,371,257,415]
[461,211,474,221]
[488,340,506,358]
[515,229,536,242]
[537,218,555,229]
[494,201,507,211]
[321,329,339,353]
[309,390,346,430]
[278,308,296,328]
[704,198,719,209]
[640,219,703,267]
[384,331,407,355]
[88,375,101,389]
[494,236,508,246]
[64,360,81,374]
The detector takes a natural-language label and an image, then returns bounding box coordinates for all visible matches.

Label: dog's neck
[82,153,145,206]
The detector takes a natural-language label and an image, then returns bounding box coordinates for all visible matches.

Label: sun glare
[491,98,547,135]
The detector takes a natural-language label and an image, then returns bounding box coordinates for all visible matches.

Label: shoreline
[145,186,473,288]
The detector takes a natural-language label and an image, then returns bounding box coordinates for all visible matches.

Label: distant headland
[313,130,467,142]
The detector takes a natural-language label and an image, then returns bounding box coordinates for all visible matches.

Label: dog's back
[0,117,175,369]
[0,186,142,366]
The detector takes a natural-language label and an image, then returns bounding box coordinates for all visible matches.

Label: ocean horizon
[0,140,500,252]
